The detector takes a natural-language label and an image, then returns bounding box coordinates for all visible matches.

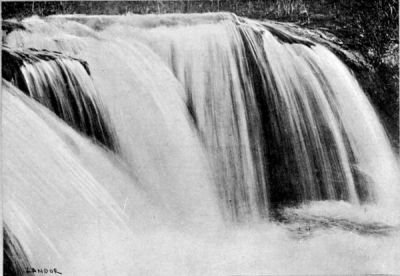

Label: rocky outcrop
[2,46,90,80]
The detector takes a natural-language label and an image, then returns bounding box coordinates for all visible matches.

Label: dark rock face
[3,225,31,276]
[2,21,25,34]
[2,47,118,152]
[2,46,91,77]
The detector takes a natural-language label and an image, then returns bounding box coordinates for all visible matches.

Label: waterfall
[3,13,400,275]
[3,47,118,151]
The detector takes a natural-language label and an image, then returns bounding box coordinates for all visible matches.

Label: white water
[3,13,400,275]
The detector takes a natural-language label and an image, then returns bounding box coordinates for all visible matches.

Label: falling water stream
[3,13,400,275]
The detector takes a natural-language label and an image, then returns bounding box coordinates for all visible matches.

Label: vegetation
[298,0,399,148]
[3,1,397,63]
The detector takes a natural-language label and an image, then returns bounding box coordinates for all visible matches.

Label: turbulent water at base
[3,13,400,275]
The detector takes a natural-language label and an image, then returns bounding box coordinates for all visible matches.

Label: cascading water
[3,46,118,150]
[3,13,400,275]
